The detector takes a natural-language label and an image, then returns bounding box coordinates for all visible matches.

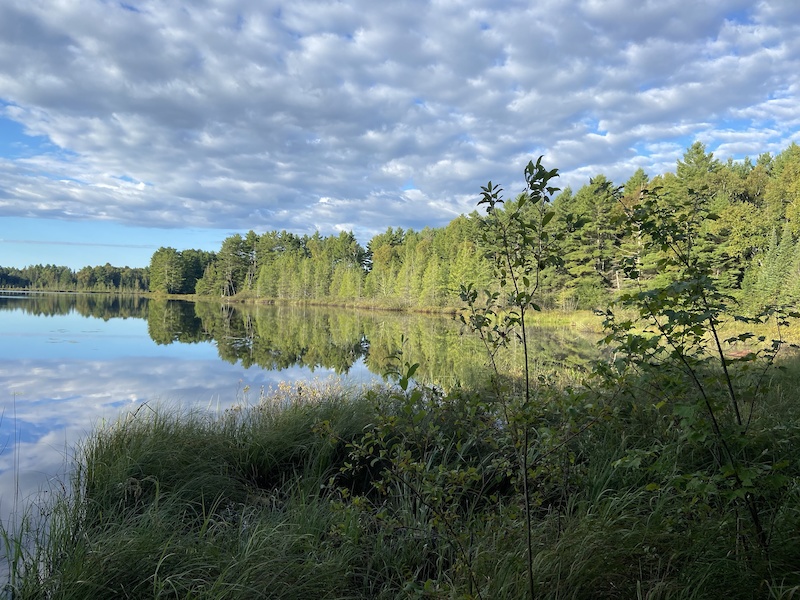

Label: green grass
[4,364,800,599]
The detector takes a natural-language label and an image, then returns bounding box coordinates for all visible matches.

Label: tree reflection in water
[0,293,603,389]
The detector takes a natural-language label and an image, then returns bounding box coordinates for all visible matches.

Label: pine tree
[764,143,800,230]
[217,234,248,297]
[751,224,793,309]
[556,176,619,307]
[149,247,185,294]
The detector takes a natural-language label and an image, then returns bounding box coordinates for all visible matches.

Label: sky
[1,0,799,270]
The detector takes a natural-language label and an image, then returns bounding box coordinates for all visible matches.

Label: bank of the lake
[5,354,800,598]
[0,293,602,556]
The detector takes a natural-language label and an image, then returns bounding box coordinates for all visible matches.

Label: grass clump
[4,382,377,599]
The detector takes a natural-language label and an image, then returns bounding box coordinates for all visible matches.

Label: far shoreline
[0,287,606,330]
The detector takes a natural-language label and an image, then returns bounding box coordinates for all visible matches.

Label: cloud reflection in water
[0,307,374,524]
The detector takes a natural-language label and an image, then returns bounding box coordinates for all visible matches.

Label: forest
[0,262,149,293]
[3,141,800,315]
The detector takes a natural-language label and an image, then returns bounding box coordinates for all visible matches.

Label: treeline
[6,140,800,311]
[151,219,489,306]
[0,263,148,293]
[148,218,491,306]
[148,141,800,312]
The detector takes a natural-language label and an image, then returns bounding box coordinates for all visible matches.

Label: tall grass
[3,383,377,599]
[4,364,800,598]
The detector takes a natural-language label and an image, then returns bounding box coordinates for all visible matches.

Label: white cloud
[0,0,798,246]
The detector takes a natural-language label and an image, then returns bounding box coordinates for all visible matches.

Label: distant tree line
[146,141,800,313]
[147,221,488,307]
[5,141,800,312]
[0,263,148,293]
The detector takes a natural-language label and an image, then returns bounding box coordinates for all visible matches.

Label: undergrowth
[3,359,800,599]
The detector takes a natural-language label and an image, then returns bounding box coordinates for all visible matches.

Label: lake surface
[0,292,601,528]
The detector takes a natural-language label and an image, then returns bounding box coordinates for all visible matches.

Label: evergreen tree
[623,168,649,198]
[217,234,248,297]
[782,235,800,306]
[149,247,185,294]
[243,230,260,292]
[195,262,223,296]
[180,249,215,294]
[676,141,721,196]
[556,176,620,307]
[420,255,449,306]
[769,143,800,236]
[410,233,434,301]
[752,223,794,309]
[365,228,404,298]
[393,230,421,304]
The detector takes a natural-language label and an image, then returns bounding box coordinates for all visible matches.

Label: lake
[0,292,601,528]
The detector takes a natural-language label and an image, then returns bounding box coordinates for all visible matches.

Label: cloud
[0,0,798,243]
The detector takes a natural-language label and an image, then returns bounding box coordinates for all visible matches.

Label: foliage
[456,157,604,598]
[0,263,148,292]
[598,179,800,579]
[134,141,800,312]
[149,246,215,295]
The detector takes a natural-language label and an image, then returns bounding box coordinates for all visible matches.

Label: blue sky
[1,0,799,270]
[1,217,227,269]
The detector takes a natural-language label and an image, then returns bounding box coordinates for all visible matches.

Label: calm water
[0,292,601,527]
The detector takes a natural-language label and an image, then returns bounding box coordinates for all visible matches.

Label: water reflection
[0,293,602,528]
[0,291,148,320]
